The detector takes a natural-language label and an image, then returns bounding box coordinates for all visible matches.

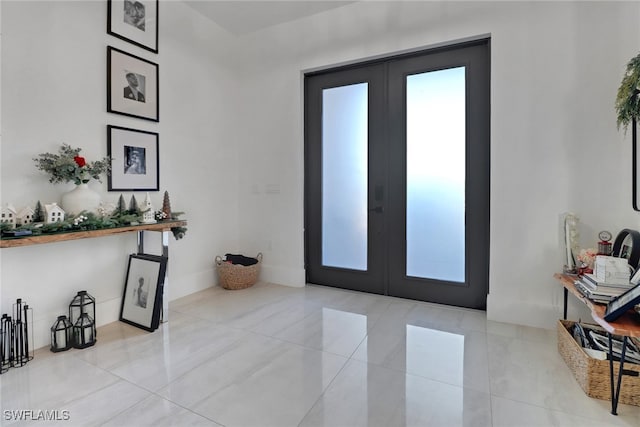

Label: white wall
[231,1,640,329]
[1,0,240,349]
[3,1,640,352]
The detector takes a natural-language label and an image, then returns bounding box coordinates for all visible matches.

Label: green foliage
[616,52,640,132]
[128,195,140,215]
[33,143,111,185]
[117,213,141,224]
[2,195,187,241]
[168,211,187,239]
[171,226,187,240]
[33,201,44,223]
[115,194,127,215]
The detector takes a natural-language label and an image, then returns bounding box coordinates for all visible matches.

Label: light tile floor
[2,282,640,426]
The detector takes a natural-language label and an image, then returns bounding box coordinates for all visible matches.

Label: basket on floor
[557,319,640,406]
[215,253,262,290]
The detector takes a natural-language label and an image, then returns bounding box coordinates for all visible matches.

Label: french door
[304,39,490,309]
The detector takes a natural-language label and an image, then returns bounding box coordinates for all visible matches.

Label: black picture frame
[107,125,159,191]
[107,0,158,53]
[612,228,640,271]
[107,46,159,122]
[604,282,640,321]
[632,118,639,211]
[120,254,167,331]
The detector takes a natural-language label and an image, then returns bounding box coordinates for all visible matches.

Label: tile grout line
[295,297,394,426]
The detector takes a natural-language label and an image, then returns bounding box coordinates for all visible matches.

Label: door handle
[369,206,384,213]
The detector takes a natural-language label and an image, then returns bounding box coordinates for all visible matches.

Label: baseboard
[167,268,215,300]
[260,264,305,287]
[487,292,574,330]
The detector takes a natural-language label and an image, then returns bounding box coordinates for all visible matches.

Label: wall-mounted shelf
[0,220,187,248]
[2,219,187,325]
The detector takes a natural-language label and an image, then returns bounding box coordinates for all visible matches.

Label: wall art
[107,46,159,122]
[108,0,158,53]
[107,125,159,191]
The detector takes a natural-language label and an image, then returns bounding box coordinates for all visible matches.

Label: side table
[555,273,640,415]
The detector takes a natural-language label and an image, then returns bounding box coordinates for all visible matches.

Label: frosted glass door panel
[322,83,368,270]
[406,67,465,282]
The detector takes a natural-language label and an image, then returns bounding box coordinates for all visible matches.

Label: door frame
[386,40,490,309]
[304,63,388,294]
[304,38,490,309]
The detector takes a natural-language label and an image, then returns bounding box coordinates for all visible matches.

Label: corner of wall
[260,264,306,288]
[486,289,592,330]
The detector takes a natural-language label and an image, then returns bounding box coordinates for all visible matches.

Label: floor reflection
[1,282,639,426]
[405,324,464,385]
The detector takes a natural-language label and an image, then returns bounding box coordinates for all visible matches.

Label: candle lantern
[1,315,13,371]
[12,299,33,367]
[69,291,96,339]
[0,315,8,374]
[50,315,73,352]
[72,313,96,349]
[1,298,35,373]
[23,305,34,362]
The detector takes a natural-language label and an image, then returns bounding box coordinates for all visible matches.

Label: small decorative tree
[128,195,140,215]
[162,191,172,219]
[33,200,44,223]
[115,194,127,216]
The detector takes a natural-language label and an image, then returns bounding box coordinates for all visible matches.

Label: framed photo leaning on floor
[120,254,167,331]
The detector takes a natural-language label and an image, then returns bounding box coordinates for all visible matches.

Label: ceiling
[182,1,356,35]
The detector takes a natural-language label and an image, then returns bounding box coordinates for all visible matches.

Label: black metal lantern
[50,315,73,352]
[69,290,96,340]
[12,299,33,367]
[72,313,96,349]
[1,299,35,373]
[0,314,11,373]
[1,314,14,371]
[69,291,96,324]
[22,304,34,363]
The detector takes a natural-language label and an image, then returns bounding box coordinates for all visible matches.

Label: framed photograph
[632,118,639,211]
[612,228,640,271]
[108,0,158,53]
[604,282,640,322]
[120,254,167,331]
[107,125,159,191]
[107,46,159,122]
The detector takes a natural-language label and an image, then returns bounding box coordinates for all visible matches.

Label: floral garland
[0,209,187,240]
[615,52,640,133]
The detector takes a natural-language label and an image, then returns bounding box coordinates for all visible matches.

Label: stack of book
[574,273,633,304]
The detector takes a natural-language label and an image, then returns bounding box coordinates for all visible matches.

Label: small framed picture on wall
[107,125,159,191]
[107,46,159,122]
[108,0,158,53]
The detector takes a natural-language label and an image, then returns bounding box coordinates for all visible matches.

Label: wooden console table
[555,273,640,415]
[1,220,187,323]
[0,220,186,248]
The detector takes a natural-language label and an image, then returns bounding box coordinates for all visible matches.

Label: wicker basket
[557,319,640,406]
[215,253,262,290]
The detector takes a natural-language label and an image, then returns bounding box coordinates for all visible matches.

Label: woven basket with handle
[557,319,640,406]
[215,253,262,290]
